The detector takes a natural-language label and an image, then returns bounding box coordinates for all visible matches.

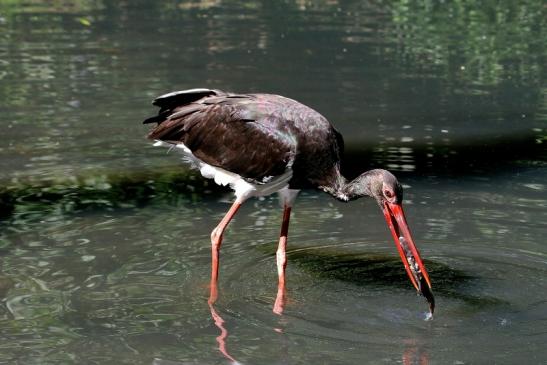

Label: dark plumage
[144,88,343,190]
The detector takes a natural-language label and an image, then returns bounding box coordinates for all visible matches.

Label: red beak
[382,202,434,314]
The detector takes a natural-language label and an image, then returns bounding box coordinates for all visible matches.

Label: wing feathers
[144,90,295,182]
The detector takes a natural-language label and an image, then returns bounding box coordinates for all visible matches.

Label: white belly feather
[153,140,299,205]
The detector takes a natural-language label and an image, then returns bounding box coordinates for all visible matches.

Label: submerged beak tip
[384,202,435,312]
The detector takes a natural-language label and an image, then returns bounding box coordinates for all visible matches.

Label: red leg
[209,201,242,305]
[273,204,292,315]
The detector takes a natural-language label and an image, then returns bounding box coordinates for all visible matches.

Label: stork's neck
[319,168,378,202]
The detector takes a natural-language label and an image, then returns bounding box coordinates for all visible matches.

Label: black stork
[144,88,434,315]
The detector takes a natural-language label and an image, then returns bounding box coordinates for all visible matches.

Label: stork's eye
[384,190,394,199]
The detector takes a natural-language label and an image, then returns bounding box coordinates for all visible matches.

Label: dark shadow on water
[284,247,507,309]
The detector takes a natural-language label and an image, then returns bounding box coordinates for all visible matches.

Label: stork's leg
[209,200,242,304]
[273,204,292,315]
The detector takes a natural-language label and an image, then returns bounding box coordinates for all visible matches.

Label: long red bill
[382,202,434,314]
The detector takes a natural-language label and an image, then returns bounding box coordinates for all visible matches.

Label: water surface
[0,1,546,364]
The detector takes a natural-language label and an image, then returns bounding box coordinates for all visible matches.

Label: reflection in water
[402,339,429,365]
[207,298,293,365]
[207,302,240,365]
[208,276,288,364]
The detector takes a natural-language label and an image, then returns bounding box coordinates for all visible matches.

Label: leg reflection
[402,339,429,365]
[208,299,240,364]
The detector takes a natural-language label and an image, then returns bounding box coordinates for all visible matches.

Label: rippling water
[1,168,546,363]
[1,0,546,364]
